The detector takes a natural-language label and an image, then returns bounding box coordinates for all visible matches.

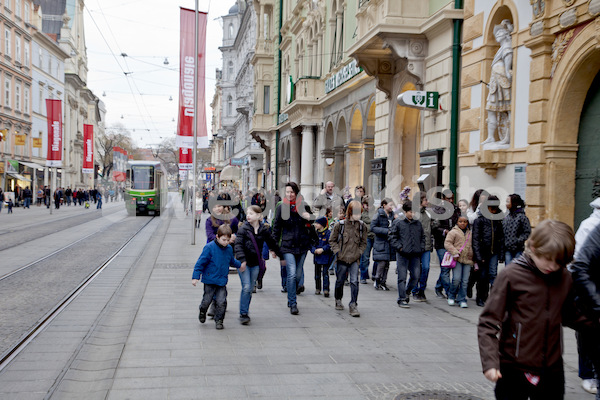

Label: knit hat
[315,216,328,228]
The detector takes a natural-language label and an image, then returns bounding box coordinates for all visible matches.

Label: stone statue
[483,19,514,150]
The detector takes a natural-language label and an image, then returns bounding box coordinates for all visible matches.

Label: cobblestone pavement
[0,198,590,399]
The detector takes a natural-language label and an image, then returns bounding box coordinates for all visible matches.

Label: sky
[84,0,233,148]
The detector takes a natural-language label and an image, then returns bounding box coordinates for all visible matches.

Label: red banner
[112,146,127,182]
[177,8,208,162]
[45,99,63,167]
[83,124,94,173]
[179,147,192,171]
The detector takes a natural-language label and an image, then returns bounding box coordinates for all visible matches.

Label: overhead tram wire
[85,3,162,134]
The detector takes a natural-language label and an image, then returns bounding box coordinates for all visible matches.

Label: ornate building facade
[460,0,600,227]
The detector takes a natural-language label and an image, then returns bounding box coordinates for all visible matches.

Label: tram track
[0,216,156,372]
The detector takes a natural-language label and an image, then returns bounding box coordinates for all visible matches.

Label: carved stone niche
[474,149,508,178]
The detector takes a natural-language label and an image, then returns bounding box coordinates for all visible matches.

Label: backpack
[336,219,364,252]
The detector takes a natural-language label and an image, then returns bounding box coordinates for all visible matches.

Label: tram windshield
[131,166,154,190]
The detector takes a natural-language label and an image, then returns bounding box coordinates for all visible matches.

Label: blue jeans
[449,262,471,303]
[283,252,306,307]
[397,253,421,301]
[24,197,31,208]
[280,262,287,290]
[335,260,359,304]
[359,238,373,280]
[238,265,259,316]
[413,250,431,294]
[488,254,499,286]
[504,250,522,266]
[435,248,451,295]
[97,199,102,209]
[200,284,227,322]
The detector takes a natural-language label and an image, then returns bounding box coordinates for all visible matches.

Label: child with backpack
[311,216,333,297]
[329,200,367,317]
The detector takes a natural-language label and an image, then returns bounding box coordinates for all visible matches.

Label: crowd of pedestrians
[1,185,122,212]
[190,182,599,398]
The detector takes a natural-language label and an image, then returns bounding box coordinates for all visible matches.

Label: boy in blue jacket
[311,216,333,297]
[192,225,246,329]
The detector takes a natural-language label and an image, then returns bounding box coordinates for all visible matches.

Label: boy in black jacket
[390,201,425,308]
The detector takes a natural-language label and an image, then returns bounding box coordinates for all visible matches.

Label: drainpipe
[275,0,283,190]
[449,0,464,196]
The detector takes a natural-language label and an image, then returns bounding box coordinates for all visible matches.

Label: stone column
[334,146,345,189]
[317,34,323,77]
[362,139,375,194]
[336,11,343,62]
[290,132,301,184]
[300,125,315,200]
[345,142,363,191]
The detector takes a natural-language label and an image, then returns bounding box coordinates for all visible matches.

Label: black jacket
[370,208,396,262]
[389,217,425,256]
[503,208,531,253]
[271,201,316,254]
[234,221,281,266]
[431,202,461,250]
[472,211,505,262]
[572,223,600,322]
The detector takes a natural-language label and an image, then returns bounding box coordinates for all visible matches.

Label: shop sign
[278,113,288,125]
[7,160,18,173]
[15,135,26,145]
[0,162,4,174]
[33,138,42,148]
[325,60,362,94]
[230,158,245,166]
[397,91,440,110]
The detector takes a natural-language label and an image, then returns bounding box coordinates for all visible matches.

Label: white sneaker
[460,302,468,308]
[582,379,597,394]
[447,299,455,306]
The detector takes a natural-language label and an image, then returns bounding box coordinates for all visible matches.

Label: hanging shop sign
[82,124,94,174]
[45,99,63,167]
[15,135,26,145]
[32,138,42,148]
[396,91,440,110]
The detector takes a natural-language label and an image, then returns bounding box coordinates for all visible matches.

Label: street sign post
[397,91,440,110]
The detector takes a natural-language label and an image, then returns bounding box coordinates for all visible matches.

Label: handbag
[441,231,470,269]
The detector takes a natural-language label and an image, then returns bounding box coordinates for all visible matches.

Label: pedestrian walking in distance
[478,219,591,399]
[329,200,367,317]
[311,216,333,297]
[192,225,245,330]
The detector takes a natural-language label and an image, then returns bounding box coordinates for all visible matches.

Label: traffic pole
[191,0,199,245]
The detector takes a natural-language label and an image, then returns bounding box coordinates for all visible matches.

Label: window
[5,79,11,108]
[15,83,21,111]
[23,85,29,114]
[227,95,233,116]
[38,86,43,113]
[263,86,270,114]
[228,23,234,39]
[24,2,29,23]
[24,40,29,65]
[5,29,10,56]
[38,48,43,67]
[131,166,155,190]
[227,61,233,80]
[47,54,51,73]
[15,0,21,18]
[15,35,21,63]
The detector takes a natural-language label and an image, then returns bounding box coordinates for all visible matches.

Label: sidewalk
[0,197,587,399]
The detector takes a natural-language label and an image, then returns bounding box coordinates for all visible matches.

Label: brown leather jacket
[478,254,589,374]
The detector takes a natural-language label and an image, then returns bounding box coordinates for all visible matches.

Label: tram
[124,161,167,216]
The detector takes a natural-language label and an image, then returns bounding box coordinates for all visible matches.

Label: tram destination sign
[397,91,440,110]
[325,60,362,94]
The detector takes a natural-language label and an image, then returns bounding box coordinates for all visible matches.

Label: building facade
[460,0,600,228]
[1,0,35,195]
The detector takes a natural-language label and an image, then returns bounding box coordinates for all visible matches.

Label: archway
[347,107,364,190]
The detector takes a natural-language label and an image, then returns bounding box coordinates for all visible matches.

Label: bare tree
[97,123,135,179]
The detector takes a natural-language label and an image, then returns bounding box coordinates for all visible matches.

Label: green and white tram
[124,161,167,216]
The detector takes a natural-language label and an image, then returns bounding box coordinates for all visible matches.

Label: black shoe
[257,279,263,290]
[215,320,224,330]
[252,286,257,293]
[296,285,305,295]
[467,286,473,299]
[239,315,251,325]
[435,288,447,299]
[476,298,485,307]
[281,287,287,293]
[290,305,299,315]
[380,283,390,291]
[198,308,207,323]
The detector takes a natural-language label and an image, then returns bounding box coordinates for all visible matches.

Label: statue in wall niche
[483,19,514,150]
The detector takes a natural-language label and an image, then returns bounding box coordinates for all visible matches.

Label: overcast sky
[84,0,233,147]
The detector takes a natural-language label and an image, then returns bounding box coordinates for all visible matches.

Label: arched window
[227,95,233,116]
[228,23,234,39]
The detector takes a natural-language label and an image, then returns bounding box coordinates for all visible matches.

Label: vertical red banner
[177,7,208,165]
[83,124,94,173]
[45,99,63,167]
